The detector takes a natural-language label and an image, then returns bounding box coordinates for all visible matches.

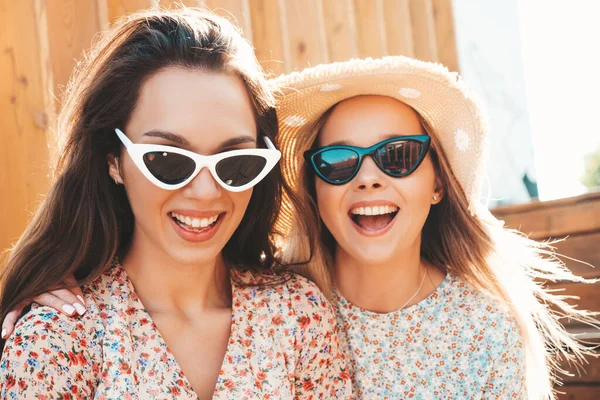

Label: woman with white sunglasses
[0,8,351,399]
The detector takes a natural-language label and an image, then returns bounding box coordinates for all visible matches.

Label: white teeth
[171,212,220,229]
[350,205,399,216]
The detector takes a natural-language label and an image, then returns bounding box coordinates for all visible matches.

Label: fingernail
[62,304,76,315]
[73,303,87,315]
[1,328,7,339]
[77,295,86,306]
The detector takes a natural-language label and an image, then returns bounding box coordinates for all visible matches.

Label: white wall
[452,0,537,207]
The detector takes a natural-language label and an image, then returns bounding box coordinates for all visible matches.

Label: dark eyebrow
[142,131,256,149]
[218,135,257,149]
[142,130,190,146]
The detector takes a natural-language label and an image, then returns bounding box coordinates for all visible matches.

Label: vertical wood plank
[409,0,438,62]
[107,0,156,23]
[45,0,104,106]
[353,0,387,58]
[321,0,358,62]
[0,0,53,254]
[204,0,253,43]
[432,0,458,71]
[382,0,414,57]
[249,0,286,76]
[279,0,328,72]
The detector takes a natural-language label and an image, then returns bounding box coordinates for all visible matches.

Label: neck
[122,232,232,315]
[334,240,443,313]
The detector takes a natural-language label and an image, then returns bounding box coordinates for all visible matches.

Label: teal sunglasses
[304,135,431,185]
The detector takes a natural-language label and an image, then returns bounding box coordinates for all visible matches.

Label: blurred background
[1,0,599,397]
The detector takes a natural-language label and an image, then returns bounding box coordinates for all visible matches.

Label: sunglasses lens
[215,155,267,187]
[143,151,196,185]
[313,149,359,183]
[374,140,424,176]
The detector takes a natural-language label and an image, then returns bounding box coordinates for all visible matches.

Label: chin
[164,244,224,266]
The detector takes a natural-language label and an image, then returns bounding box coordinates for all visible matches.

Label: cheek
[394,162,437,211]
[121,159,169,215]
[230,189,253,220]
[237,189,253,209]
[315,179,344,228]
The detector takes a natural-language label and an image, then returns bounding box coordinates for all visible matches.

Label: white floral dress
[335,273,526,399]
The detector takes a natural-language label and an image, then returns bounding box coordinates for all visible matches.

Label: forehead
[319,95,424,146]
[126,67,257,146]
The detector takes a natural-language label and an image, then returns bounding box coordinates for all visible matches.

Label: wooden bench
[492,191,600,399]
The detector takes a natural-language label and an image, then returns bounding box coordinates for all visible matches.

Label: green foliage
[581,146,600,188]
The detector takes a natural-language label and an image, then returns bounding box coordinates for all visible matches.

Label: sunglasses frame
[304,135,431,185]
[114,128,281,192]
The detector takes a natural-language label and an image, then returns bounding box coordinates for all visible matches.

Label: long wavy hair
[283,104,599,399]
[0,7,315,351]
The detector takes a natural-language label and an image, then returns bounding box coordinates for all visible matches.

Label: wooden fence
[1,0,458,255]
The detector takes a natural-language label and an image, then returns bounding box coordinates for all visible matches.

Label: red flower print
[299,316,311,330]
[18,379,28,390]
[224,379,236,389]
[257,371,267,381]
[302,379,315,391]
[67,351,79,366]
[5,375,15,389]
[171,386,181,396]
[340,370,351,381]
[119,361,131,374]
[272,314,282,326]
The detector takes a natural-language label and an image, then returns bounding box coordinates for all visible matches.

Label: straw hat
[271,56,493,232]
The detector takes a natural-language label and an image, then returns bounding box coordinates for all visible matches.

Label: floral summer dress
[335,273,527,399]
[0,263,352,399]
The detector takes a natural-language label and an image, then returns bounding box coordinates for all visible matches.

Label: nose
[353,156,387,191]
[182,167,223,201]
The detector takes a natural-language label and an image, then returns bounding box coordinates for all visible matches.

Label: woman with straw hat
[273,56,598,399]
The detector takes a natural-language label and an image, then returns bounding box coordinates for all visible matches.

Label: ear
[431,176,444,205]
[107,154,123,185]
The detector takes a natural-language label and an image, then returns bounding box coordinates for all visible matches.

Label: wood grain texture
[382,0,414,57]
[408,0,438,62]
[322,0,358,62]
[493,192,600,240]
[249,0,285,76]
[279,0,328,72]
[353,0,386,58]
[0,0,53,254]
[432,0,458,71]
[107,0,155,23]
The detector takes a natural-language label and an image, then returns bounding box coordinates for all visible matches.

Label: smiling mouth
[349,205,399,231]
[168,212,224,233]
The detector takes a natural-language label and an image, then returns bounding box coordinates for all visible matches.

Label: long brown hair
[284,103,599,399]
[0,7,303,350]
